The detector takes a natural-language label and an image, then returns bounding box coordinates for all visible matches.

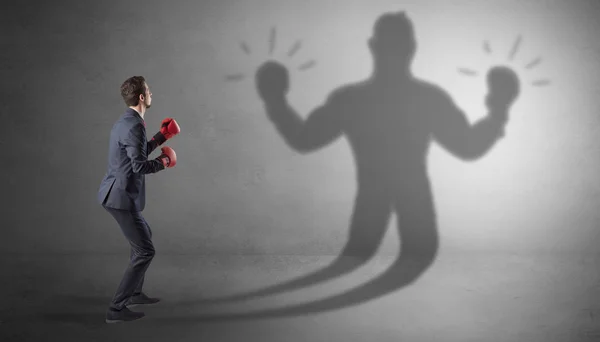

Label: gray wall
[2,0,599,260]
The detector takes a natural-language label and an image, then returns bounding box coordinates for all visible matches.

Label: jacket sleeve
[123,122,165,174]
[147,138,160,155]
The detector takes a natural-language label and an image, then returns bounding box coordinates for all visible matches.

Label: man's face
[143,83,152,108]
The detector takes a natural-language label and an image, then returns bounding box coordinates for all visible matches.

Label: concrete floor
[2,253,600,342]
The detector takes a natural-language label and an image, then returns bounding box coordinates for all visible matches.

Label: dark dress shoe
[126,292,161,306]
[105,306,145,323]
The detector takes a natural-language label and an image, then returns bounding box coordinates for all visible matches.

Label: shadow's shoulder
[325,79,371,102]
[413,77,453,99]
[411,77,460,113]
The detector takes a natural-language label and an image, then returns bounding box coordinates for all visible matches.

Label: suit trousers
[103,205,155,310]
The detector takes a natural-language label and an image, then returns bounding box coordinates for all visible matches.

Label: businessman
[97,76,180,323]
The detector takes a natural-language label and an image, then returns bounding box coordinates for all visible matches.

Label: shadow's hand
[255,60,289,105]
[485,66,520,121]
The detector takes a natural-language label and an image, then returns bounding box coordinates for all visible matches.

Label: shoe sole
[105,316,145,324]
[126,301,160,308]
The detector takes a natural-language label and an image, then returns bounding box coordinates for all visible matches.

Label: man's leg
[104,207,155,322]
[134,216,151,295]
[126,216,161,306]
[132,249,145,296]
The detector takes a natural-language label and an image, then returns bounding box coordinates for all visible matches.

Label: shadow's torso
[340,79,436,195]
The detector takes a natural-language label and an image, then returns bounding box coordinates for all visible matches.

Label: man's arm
[264,92,344,153]
[147,118,181,154]
[147,138,160,155]
[123,122,165,174]
[430,90,508,161]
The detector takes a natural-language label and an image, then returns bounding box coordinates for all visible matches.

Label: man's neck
[129,106,145,119]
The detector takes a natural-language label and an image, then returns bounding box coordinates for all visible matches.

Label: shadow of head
[368,11,416,76]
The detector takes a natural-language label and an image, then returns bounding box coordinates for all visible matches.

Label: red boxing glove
[161,118,180,139]
[157,146,177,168]
[152,118,181,145]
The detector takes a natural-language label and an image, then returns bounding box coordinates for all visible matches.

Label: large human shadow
[165,11,520,320]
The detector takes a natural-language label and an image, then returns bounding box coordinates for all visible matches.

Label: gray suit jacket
[98,108,165,211]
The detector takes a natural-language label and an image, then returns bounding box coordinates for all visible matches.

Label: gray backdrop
[2,0,600,332]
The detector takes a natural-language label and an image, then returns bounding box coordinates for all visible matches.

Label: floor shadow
[153,256,435,323]
[49,294,111,307]
[34,313,106,327]
[1,294,111,327]
[179,10,519,319]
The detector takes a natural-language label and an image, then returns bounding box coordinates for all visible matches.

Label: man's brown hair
[120,76,147,106]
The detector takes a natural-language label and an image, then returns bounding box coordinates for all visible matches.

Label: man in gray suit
[98,76,180,323]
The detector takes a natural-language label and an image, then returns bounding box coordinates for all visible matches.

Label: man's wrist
[152,131,166,145]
